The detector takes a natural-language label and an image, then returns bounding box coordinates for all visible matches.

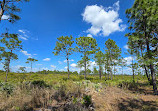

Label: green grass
[0,72,148,86]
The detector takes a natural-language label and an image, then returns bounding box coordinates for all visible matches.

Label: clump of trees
[0,32,22,82]
[125,0,158,94]
[76,37,99,79]
[0,0,29,82]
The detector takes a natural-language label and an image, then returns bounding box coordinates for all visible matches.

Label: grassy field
[0,73,158,111]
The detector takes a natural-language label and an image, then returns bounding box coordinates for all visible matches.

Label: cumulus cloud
[124,45,129,49]
[124,56,135,65]
[87,34,93,38]
[70,63,77,68]
[82,1,126,37]
[43,58,51,61]
[51,65,56,69]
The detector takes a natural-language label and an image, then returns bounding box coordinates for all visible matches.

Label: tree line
[53,0,158,94]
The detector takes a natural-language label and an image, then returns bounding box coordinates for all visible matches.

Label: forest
[0,0,157,111]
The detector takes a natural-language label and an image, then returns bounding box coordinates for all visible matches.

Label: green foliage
[94,51,104,66]
[76,37,99,78]
[82,95,92,107]
[94,51,104,79]
[104,39,121,79]
[0,0,30,23]
[93,66,98,74]
[118,81,138,90]
[26,58,38,63]
[53,36,74,56]
[31,80,50,88]
[0,32,22,81]
[53,36,75,78]
[0,82,14,95]
[125,0,158,92]
[26,58,38,73]
[19,67,26,73]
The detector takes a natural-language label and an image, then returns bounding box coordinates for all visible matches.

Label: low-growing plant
[0,82,14,95]
[31,80,50,88]
[118,81,138,90]
[82,95,92,107]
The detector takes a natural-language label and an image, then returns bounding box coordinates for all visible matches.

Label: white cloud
[41,67,48,70]
[14,65,23,69]
[18,30,26,34]
[87,34,93,38]
[21,50,32,57]
[124,45,129,49]
[19,35,28,40]
[18,29,29,40]
[58,61,62,64]
[51,65,56,69]
[36,64,42,66]
[70,63,77,68]
[43,58,51,61]
[2,15,9,20]
[65,66,68,69]
[124,56,134,65]
[64,59,74,63]
[82,1,126,37]
[33,54,37,56]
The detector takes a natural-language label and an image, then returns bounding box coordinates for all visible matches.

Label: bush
[0,82,14,95]
[82,95,92,107]
[31,80,50,88]
[118,81,138,90]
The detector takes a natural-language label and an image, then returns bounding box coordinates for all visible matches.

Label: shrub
[82,95,92,107]
[0,82,14,95]
[118,81,138,90]
[31,80,50,88]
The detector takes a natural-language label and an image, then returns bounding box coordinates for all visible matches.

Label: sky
[0,0,139,74]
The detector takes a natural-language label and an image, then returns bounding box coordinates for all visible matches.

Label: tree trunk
[5,50,12,82]
[5,60,10,82]
[141,48,150,81]
[150,64,157,94]
[122,66,123,75]
[67,57,70,79]
[84,58,87,79]
[0,0,5,21]
[144,16,157,93]
[104,66,106,79]
[31,62,32,73]
[99,65,101,79]
[107,64,110,80]
[146,36,157,93]
[114,65,115,79]
[144,65,150,81]
[132,57,135,82]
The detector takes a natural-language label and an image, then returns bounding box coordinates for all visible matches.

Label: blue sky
[1,0,138,74]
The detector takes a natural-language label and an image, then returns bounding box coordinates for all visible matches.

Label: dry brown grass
[0,82,92,111]
[90,87,158,111]
[0,81,158,111]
